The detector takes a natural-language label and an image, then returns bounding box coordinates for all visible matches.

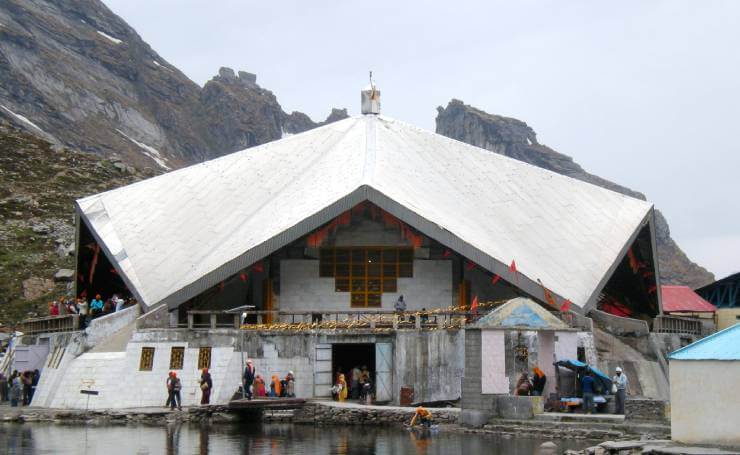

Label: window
[170,347,184,370]
[198,347,211,370]
[139,347,155,371]
[319,247,413,307]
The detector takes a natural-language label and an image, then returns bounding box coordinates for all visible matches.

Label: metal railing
[653,314,703,336]
[16,314,80,335]
[182,309,471,331]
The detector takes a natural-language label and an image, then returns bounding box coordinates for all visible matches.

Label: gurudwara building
[23,87,662,409]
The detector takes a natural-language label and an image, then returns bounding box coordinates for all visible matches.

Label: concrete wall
[589,309,649,336]
[394,329,465,404]
[85,304,141,347]
[280,259,452,312]
[716,308,740,331]
[670,359,740,446]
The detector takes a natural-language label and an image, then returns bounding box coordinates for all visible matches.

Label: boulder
[22,277,55,300]
[54,269,75,282]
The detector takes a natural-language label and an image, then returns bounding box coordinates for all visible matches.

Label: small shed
[668,324,740,446]
[461,298,577,424]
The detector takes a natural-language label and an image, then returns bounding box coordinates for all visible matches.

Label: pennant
[470,295,479,314]
[537,278,557,308]
[465,261,475,271]
[239,272,248,282]
[491,274,501,285]
[509,260,517,274]
[560,299,572,312]
[442,249,452,258]
[253,262,264,273]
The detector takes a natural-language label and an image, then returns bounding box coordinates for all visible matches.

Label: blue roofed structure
[668,324,740,361]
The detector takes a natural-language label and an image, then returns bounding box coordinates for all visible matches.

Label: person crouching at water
[200,368,212,405]
[269,375,282,397]
[410,406,433,427]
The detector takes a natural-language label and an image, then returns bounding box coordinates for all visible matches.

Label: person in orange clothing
[410,406,432,427]
[269,375,281,397]
[337,374,348,402]
[253,374,266,397]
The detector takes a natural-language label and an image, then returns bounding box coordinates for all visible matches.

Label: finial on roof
[361,71,381,115]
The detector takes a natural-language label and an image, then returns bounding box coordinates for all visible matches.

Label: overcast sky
[105,0,739,279]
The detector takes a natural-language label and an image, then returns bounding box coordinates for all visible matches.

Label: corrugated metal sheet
[661,285,717,313]
[669,324,740,361]
[76,114,653,311]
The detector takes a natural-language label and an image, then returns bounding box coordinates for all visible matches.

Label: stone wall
[294,402,459,425]
[625,397,668,422]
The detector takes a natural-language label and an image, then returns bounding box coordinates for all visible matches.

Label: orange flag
[491,274,501,285]
[466,261,475,271]
[471,295,479,314]
[509,260,517,274]
[560,299,572,312]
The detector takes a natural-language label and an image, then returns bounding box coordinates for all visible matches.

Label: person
[532,367,547,396]
[200,368,212,405]
[285,371,296,398]
[9,373,22,407]
[243,360,256,400]
[103,299,113,315]
[30,369,40,404]
[90,295,104,317]
[612,367,629,414]
[394,295,407,321]
[65,299,78,315]
[269,375,281,398]
[0,373,8,402]
[337,374,348,402]
[581,371,595,414]
[253,374,266,398]
[50,301,60,316]
[78,298,89,328]
[170,372,182,410]
[21,371,32,405]
[350,366,361,399]
[114,294,125,312]
[410,406,433,428]
[419,307,429,325]
[359,366,371,401]
[515,372,532,396]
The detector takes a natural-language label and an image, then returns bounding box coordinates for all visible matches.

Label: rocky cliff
[0,0,346,170]
[436,99,713,288]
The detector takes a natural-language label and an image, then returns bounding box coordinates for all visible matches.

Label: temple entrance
[332,343,376,385]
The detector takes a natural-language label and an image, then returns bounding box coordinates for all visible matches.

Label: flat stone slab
[310,400,461,414]
[537,412,625,422]
[229,398,306,410]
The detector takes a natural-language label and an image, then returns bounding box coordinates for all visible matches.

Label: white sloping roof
[77,115,654,312]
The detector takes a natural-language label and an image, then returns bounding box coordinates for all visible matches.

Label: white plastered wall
[670,360,740,446]
[480,330,508,394]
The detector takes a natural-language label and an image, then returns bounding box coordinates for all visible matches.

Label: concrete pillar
[187,313,194,329]
[233,314,241,329]
[210,313,217,329]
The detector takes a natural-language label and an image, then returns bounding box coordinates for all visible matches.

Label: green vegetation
[0,124,158,324]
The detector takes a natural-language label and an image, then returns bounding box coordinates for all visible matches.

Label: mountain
[0,119,160,322]
[435,99,714,289]
[0,0,346,170]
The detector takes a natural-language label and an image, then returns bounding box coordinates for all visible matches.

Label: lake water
[0,422,595,454]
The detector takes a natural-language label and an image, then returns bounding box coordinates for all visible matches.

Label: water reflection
[0,422,594,455]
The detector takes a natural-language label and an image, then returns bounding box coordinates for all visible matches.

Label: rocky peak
[436,100,714,288]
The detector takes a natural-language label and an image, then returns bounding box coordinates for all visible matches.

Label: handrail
[16,314,79,335]
[653,314,703,336]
